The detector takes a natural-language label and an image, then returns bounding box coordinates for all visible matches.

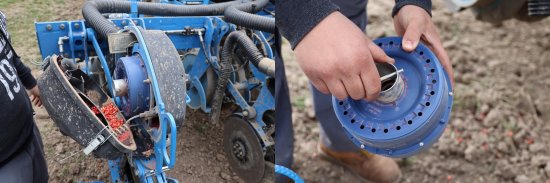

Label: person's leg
[314,0,368,153]
[0,123,48,183]
[274,35,294,183]
[313,2,402,182]
[31,122,49,182]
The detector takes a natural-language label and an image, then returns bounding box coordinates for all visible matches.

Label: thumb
[402,21,424,52]
[368,41,394,64]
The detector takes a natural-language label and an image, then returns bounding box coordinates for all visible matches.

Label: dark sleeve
[13,56,37,90]
[392,0,432,17]
[276,0,339,49]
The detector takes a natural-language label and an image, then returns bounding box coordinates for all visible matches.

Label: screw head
[46,24,52,31]
[449,92,453,96]
[59,24,65,30]
[74,23,80,29]
[419,142,424,147]
[360,144,365,149]
[122,20,127,26]
[242,110,249,117]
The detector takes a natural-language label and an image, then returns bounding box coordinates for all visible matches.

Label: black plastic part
[38,56,135,159]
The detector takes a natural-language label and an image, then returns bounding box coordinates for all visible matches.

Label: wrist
[392,0,432,17]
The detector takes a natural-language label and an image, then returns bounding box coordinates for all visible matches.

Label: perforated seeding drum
[332,37,453,158]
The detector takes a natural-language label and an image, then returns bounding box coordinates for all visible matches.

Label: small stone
[514,175,529,182]
[306,107,316,119]
[530,155,550,166]
[497,142,508,152]
[216,153,225,161]
[214,167,221,173]
[329,170,337,178]
[55,144,65,154]
[545,161,550,175]
[220,172,231,180]
[69,164,80,174]
[464,145,476,161]
[232,176,240,181]
[482,109,503,127]
[529,143,544,153]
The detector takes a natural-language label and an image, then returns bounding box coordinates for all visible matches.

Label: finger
[360,63,382,101]
[38,100,42,107]
[402,20,424,52]
[341,75,366,100]
[368,41,394,64]
[311,79,330,94]
[325,79,348,100]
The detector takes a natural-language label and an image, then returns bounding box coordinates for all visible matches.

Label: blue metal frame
[34,1,276,182]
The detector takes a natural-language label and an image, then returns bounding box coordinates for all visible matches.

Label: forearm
[13,56,36,90]
[276,0,339,49]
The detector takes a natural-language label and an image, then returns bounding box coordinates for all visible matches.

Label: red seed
[101,103,124,129]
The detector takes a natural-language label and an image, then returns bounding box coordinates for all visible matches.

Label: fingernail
[404,40,414,49]
[387,56,395,64]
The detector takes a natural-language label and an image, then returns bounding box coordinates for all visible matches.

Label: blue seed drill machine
[36,0,275,182]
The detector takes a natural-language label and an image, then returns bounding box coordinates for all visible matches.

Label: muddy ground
[283,1,550,183]
[3,0,244,182]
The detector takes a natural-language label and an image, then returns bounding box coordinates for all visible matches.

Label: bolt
[64,53,69,58]
[46,24,52,31]
[242,110,249,117]
[449,92,453,96]
[122,20,127,26]
[419,142,424,147]
[360,144,365,149]
[74,23,80,29]
[59,24,65,30]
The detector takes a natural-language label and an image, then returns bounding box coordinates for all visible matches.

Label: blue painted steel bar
[87,28,115,97]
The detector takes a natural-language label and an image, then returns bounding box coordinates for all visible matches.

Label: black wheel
[223,116,265,183]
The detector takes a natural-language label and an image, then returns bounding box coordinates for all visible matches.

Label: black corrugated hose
[82,0,241,38]
[210,31,274,123]
[224,0,275,33]
[82,0,275,38]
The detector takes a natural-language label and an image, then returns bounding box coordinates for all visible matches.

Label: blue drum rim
[332,37,453,157]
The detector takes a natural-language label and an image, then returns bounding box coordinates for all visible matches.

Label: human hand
[294,11,394,100]
[393,5,454,86]
[29,85,42,107]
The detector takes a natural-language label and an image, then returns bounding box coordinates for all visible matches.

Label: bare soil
[283,1,550,183]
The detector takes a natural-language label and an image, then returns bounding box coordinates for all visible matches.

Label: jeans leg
[274,37,294,183]
[312,86,360,152]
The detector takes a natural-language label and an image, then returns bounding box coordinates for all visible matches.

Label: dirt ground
[283,1,550,183]
[3,0,245,182]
